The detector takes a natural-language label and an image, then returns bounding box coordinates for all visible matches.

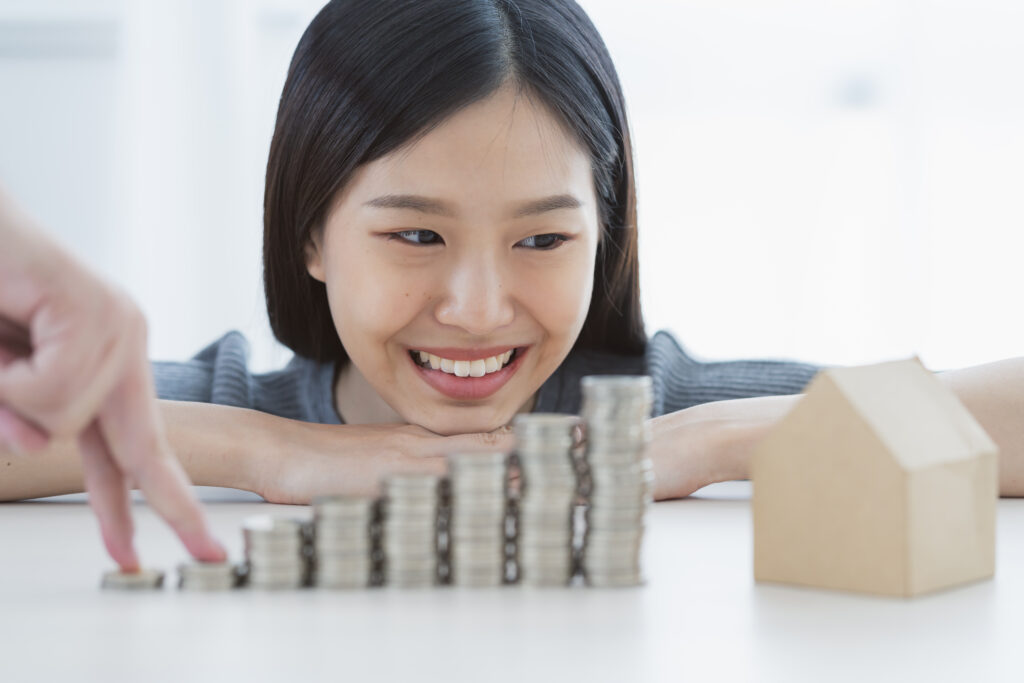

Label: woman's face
[306,84,600,435]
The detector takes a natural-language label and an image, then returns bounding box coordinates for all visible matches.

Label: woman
[5,0,1022,514]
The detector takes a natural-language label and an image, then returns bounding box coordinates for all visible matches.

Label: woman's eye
[390,230,443,245]
[518,234,569,250]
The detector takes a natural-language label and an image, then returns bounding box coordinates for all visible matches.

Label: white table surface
[1,481,1021,683]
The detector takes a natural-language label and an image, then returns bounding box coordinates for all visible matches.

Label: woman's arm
[1,399,515,503]
[649,357,1024,500]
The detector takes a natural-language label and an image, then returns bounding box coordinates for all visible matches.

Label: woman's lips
[411,347,527,400]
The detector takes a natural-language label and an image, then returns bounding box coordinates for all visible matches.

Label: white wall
[1,0,1021,373]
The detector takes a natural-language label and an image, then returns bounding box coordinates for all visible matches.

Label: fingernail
[182,530,227,563]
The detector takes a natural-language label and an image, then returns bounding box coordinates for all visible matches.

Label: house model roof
[823,358,997,471]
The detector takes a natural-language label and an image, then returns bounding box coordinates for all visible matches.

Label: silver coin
[316,576,371,589]
[244,540,307,554]
[177,561,236,578]
[382,524,437,539]
[246,578,304,590]
[452,573,504,588]
[447,451,509,468]
[315,560,372,572]
[585,517,647,534]
[384,474,442,492]
[449,507,507,523]
[580,374,652,395]
[448,493,507,509]
[584,571,644,587]
[519,571,572,586]
[313,532,371,547]
[101,568,165,590]
[313,494,377,511]
[242,515,305,535]
[383,493,439,507]
[452,552,507,569]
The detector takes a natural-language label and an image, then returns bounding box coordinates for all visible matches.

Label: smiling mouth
[408,348,520,377]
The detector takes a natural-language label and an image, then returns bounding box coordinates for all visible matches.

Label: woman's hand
[0,186,225,570]
[255,421,516,505]
[645,395,800,500]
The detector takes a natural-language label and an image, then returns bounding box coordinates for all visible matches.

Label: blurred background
[1,0,1021,373]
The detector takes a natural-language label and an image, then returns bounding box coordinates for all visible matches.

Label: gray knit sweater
[152,330,820,423]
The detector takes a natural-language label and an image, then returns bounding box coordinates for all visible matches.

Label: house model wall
[752,358,998,597]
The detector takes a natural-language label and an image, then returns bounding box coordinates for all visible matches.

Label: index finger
[97,351,226,563]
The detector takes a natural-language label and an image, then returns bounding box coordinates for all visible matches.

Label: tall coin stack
[242,516,308,589]
[312,496,377,589]
[580,375,654,587]
[513,413,582,586]
[382,474,441,587]
[446,452,509,587]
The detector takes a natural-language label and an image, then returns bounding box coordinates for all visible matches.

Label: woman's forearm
[699,358,1024,498]
[0,400,264,500]
[937,358,1024,497]
[1,398,513,504]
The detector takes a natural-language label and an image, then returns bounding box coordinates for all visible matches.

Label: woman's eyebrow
[363,193,582,218]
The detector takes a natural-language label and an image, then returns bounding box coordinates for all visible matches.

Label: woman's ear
[305,228,326,283]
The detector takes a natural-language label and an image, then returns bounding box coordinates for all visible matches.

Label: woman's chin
[410,412,513,439]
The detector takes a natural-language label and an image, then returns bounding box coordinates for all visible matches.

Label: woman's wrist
[159,400,269,494]
[701,394,802,484]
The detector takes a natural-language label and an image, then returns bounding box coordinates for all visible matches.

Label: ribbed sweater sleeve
[151,331,341,425]
[646,330,821,416]
[533,329,821,416]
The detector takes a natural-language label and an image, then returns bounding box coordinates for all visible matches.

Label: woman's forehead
[350,89,595,209]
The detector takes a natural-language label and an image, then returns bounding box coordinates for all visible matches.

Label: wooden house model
[752,358,998,597]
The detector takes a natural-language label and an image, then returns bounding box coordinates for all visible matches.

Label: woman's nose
[434,256,515,335]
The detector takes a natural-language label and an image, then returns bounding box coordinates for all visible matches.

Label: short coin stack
[382,474,441,587]
[580,375,654,587]
[447,451,509,587]
[312,496,377,589]
[513,413,582,586]
[177,561,237,591]
[100,568,164,590]
[243,516,308,590]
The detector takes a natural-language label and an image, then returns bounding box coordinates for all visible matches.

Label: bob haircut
[264,0,646,364]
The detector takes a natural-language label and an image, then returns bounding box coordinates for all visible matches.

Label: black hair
[264,0,645,363]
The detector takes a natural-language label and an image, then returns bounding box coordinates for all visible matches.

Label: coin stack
[513,413,582,586]
[312,496,377,589]
[580,375,654,587]
[382,474,441,587]
[446,452,509,587]
[242,516,308,590]
[100,568,165,590]
[177,561,237,591]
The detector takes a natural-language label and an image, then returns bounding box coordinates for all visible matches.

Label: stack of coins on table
[513,413,582,586]
[382,474,442,587]
[446,451,510,587]
[177,561,237,591]
[242,516,308,589]
[100,568,165,590]
[579,375,654,587]
[311,495,377,589]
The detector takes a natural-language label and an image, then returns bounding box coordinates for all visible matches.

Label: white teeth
[413,349,516,377]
